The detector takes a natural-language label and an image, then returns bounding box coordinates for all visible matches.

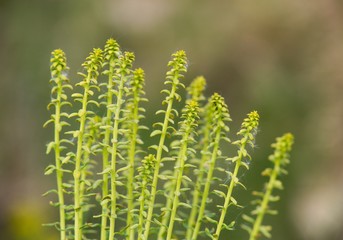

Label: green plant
[242,133,294,240]
[44,38,294,239]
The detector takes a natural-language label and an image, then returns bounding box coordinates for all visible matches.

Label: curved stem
[143,86,176,239]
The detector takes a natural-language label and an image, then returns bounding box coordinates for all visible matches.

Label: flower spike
[242,133,294,240]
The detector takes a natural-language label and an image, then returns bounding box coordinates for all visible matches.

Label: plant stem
[108,74,125,240]
[100,63,114,240]
[213,150,243,239]
[74,73,91,240]
[126,92,139,240]
[137,155,155,240]
[249,159,280,240]
[186,120,211,239]
[166,130,190,240]
[157,167,176,239]
[54,75,66,240]
[137,179,147,240]
[143,86,176,239]
[191,129,222,240]
[214,111,259,239]
[79,119,96,236]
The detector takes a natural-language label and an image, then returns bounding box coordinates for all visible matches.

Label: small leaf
[73,131,80,138]
[242,214,254,223]
[98,167,112,175]
[213,190,226,198]
[273,180,283,190]
[61,155,71,164]
[150,130,162,137]
[43,119,54,128]
[241,224,252,233]
[162,145,169,152]
[46,142,55,154]
[230,196,238,205]
[260,225,272,238]
[178,202,192,208]
[44,165,56,175]
[182,175,192,182]
[71,93,83,98]
[101,198,111,206]
[42,189,58,196]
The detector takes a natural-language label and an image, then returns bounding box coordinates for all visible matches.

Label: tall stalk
[166,101,199,240]
[186,102,212,239]
[143,50,188,239]
[158,76,206,239]
[78,116,100,234]
[213,111,259,240]
[244,133,294,240]
[108,52,135,240]
[45,49,72,240]
[137,154,155,240]
[191,93,231,240]
[71,48,103,240]
[126,68,146,240]
[99,39,121,240]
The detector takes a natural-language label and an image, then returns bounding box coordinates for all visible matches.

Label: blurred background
[1,0,343,239]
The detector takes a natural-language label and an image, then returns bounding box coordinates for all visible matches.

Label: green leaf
[150,130,162,137]
[42,189,58,196]
[182,175,192,182]
[43,119,54,128]
[61,155,71,164]
[98,167,112,175]
[230,196,237,205]
[46,141,55,154]
[213,190,226,198]
[71,93,83,98]
[260,225,272,238]
[178,202,192,208]
[44,165,56,175]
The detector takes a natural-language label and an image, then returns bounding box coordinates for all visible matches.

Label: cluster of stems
[45,38,294,240]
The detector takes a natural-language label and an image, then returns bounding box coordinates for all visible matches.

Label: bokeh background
[1,0,343,239]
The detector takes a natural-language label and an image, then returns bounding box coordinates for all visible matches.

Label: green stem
[249,159,280,240]
[166,130,190,240]
[186,121,211,239]
[74,73,91,240]
[79,122,95,236]
[138,179,147,240]
[100,63,114,240]
[191,128,222,240]
[126,95,139,240]
[213,150,243,239]
[143,86,176,239]
[54,76,66,240]
[108,74,125,240]
[157,167,177,238]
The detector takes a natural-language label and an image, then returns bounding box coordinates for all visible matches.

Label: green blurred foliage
[1,0,343,239]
